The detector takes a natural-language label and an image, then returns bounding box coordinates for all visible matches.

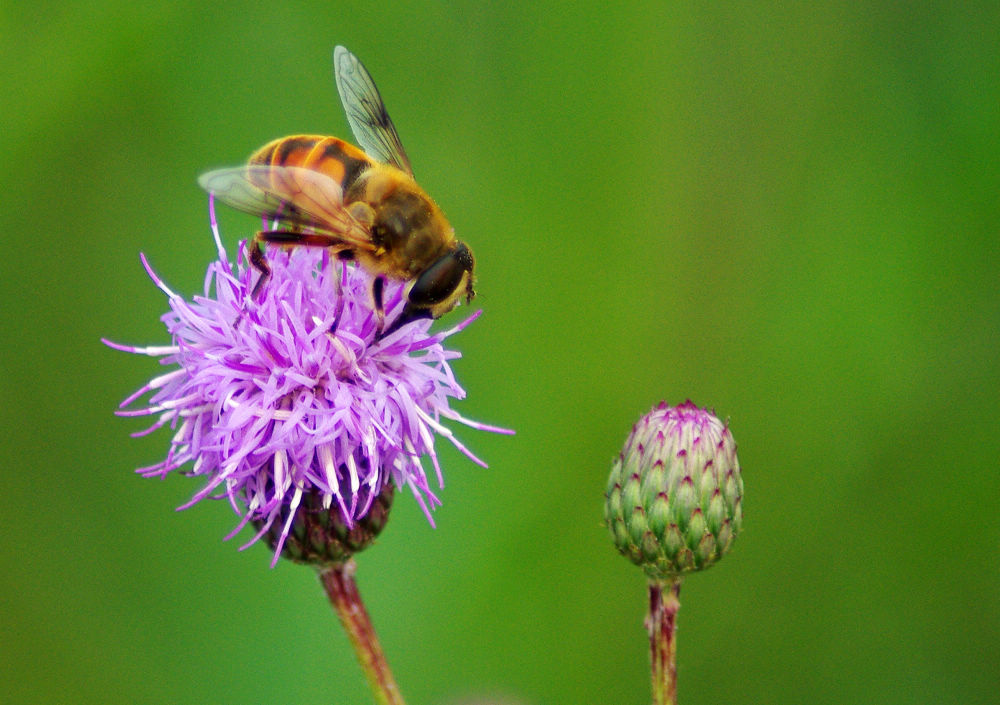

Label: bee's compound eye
[409,251,468,308]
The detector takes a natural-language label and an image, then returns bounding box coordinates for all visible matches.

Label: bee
[199,46,474,337]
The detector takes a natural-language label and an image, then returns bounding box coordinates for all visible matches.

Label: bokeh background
[2,2,997,704]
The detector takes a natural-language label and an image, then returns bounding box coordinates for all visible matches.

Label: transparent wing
[199,165,375,251]
[333,45,413,175]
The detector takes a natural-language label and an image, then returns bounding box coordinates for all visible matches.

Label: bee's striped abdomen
[250,135,372,195]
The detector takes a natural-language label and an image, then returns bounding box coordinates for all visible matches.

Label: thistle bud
[605,401,743,580]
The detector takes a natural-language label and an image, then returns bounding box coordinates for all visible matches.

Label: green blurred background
[2,2,997,704]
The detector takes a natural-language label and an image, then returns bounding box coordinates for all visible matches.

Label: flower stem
[647,578,682,705]
[319,560,406,705]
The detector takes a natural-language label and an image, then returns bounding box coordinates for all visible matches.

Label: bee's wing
[333,45,414,175]
[199,165,375,251]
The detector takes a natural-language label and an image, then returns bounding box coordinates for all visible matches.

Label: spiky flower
[605,401,742,580]
[107,198,511,566]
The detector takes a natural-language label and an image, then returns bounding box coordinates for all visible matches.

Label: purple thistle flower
[107,197,512,566]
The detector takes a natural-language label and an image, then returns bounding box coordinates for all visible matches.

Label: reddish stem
[319,560,406,705]
[647,579,681,705]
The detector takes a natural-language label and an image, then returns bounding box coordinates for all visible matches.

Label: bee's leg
[372,276,386,335]
[249,232,272,300]
[252,230,342,300]
[329,250,355,333]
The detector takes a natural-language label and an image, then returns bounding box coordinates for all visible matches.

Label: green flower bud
[605,401,743,580]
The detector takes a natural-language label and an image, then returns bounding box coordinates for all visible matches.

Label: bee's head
[408,241,475,316]
[381,242,475,338]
